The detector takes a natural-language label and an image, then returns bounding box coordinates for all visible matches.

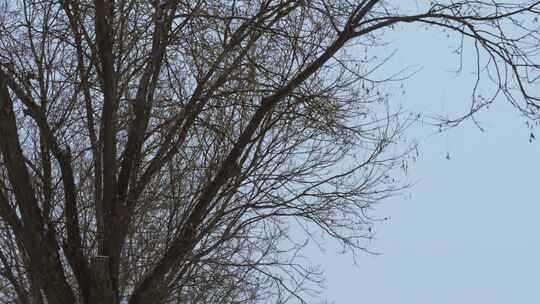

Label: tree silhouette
[0,1,539,303]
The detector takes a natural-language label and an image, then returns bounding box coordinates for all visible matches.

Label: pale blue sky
[313,13,540,304]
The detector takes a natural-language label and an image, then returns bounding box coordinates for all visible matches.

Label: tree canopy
[0,1,539,303]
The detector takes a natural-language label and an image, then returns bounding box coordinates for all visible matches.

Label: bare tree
[0,1,539,303]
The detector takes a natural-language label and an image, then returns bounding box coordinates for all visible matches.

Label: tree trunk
[90,256,115,304]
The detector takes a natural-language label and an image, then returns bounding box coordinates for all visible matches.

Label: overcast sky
[311,10,540,304]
